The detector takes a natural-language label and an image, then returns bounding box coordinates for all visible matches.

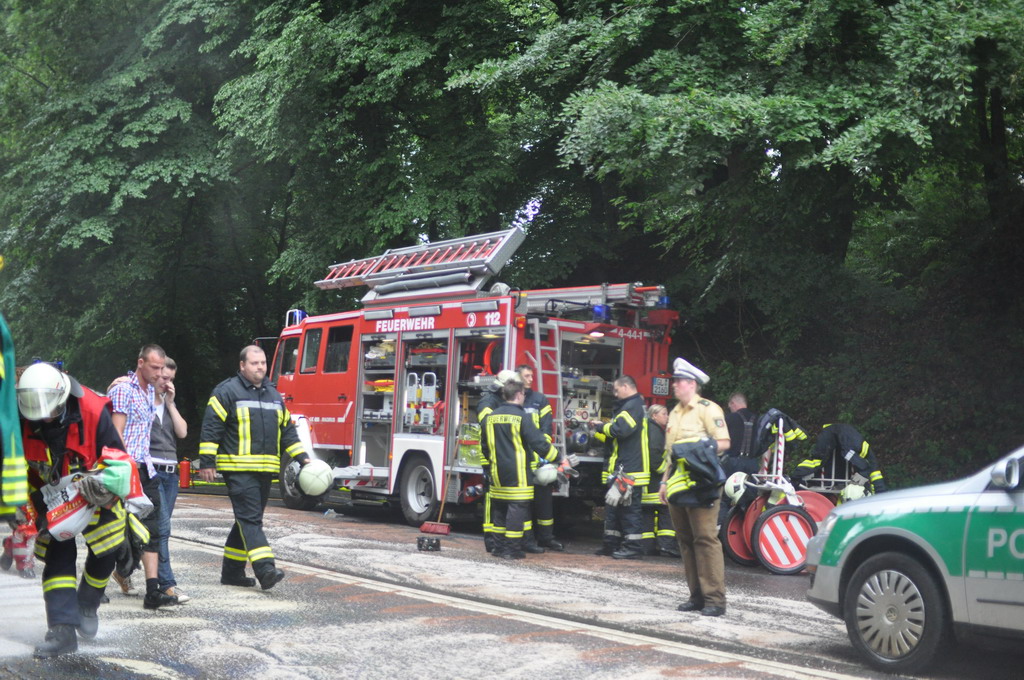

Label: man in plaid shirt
[108,344,177,610]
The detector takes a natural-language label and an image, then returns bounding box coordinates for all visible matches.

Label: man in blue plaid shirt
[108,344,177,610]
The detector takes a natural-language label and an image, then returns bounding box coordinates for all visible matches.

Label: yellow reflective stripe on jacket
[284,441,305,459]
[199,442,219,457]
[215,454,280,473]
[208,396,227,421]
[237,405,252,456]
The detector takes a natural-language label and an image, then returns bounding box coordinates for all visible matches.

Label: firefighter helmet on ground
[17,362,70,420]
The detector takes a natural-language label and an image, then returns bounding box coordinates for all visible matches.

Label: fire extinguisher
[178,459,192,489]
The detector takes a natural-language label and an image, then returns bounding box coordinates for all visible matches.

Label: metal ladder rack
[524,317,565,455]
[315,227,525,293]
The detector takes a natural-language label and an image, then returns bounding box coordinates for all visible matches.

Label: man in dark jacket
[476,369,518,553]
[480,379,558,559]
[592,375,649,560]
[198,346,309,590]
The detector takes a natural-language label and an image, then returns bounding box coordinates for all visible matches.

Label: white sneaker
[163,586,191,603]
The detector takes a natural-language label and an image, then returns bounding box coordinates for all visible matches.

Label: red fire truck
[269,227,678,525]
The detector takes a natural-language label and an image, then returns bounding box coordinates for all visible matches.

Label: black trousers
[531,483,555,541]
[37,507,119,627]
[603,486,644,551]
[222,472,276,578]
[491,499,531,548]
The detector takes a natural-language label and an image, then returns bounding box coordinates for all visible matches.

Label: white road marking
[184,542,867,680]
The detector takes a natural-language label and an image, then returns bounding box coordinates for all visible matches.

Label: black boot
[536,528,564,551]
[258,568,286,591]
[78,604,99,640]
[34,625,78,658]
[522,530,545,554]
[484,533,497,554]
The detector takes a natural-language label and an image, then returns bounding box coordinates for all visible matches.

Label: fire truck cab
[270,228,678,525]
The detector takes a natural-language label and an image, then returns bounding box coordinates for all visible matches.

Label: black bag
[668,439,726,506]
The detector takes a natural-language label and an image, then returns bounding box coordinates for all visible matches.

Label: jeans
[155,469,179,589]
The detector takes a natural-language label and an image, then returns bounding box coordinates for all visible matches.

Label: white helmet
[534,464,558,485]
[839,483,867,504]
[494,369,518,386]
[724,472,748,504]
[17,363,70,421]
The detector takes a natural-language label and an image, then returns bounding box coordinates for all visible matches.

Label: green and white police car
[806,446,1024,674]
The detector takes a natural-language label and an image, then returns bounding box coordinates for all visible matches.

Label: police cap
[671,357,710,386]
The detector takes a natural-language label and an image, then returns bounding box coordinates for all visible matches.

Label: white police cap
[672,357,709,386]
[494,369,519,386]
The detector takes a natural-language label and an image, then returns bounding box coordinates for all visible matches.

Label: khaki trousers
[669,500,726,607]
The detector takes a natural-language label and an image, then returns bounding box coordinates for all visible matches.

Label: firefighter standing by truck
[17,362,130,657]
[198,345,310,590]
[517,364,565,552]
[592,376,650,560]
[476,369,518,553]
[480,378,559,559]
[641,404,679,557]
[792,423,886,494]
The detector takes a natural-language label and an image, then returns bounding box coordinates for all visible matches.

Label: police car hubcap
[857,569,925,658]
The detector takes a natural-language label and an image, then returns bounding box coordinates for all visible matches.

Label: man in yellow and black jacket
[792,423,886,493]
[591,375,650,560]
[198,345,309,590]
[480,378,558,560]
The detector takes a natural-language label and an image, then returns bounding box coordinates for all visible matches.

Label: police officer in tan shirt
[658,357,731,617]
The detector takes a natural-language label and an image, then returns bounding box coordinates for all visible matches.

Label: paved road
[1,494,1018,679]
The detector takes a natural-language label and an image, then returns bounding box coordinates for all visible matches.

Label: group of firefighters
[1,306,888,658]
[473,358,887,617]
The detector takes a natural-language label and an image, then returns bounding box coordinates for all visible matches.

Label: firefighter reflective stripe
[127,510,150,545]
[199,442,220,457]
[224,545,248,563]
[208,396,228,421]
[870,470,884,482]
[237,404,252,456]
[83,507,126,557]
[603,410,637,436]
[84,570,108,589]
[284,441,305,459]
[797,458,823,471]
[43,575,78,593]
[215,454,280,473]
[248,545,274,563]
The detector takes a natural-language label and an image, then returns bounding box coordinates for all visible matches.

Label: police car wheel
[843,551,948,674]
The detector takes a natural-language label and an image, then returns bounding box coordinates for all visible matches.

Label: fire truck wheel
[279,455,321,511]
[399,456,439,526]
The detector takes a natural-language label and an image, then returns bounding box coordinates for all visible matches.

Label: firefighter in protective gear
[792,423,886,494]
[517,364,564,552]
[592,376,649,560]
[18,362,131,657]
[640,404,678,557]
[476,369,518,553]
[479,379,558,559]
[198,346,310,590]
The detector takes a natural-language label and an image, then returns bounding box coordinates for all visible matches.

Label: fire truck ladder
[524,317,565,455]
[520,282,666,318]
[315,227,526,303]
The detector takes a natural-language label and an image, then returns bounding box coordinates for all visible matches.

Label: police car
[805,445,1024,674]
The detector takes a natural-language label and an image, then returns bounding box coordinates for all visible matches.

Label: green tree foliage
[0,0,1021,481]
